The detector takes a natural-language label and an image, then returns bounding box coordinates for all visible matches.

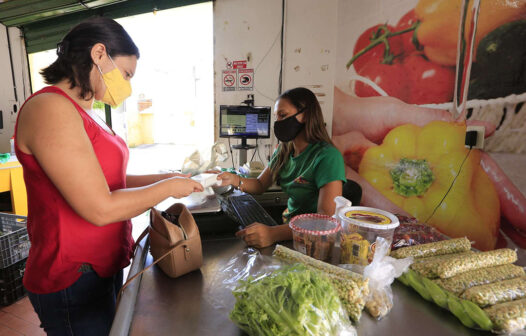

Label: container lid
[289,213,341,236]
[338,206,400,230]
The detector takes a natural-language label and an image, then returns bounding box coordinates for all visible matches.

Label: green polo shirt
[270,142,346,222]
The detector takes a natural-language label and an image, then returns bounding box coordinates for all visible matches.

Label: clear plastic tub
[338,206,399,265]
[289,214,341,262]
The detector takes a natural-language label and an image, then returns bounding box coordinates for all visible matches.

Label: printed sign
[233,60,247,69]
[237,68,254,91]
[222,69,237,91]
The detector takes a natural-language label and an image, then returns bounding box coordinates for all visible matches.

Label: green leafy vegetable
[229,264,353,336]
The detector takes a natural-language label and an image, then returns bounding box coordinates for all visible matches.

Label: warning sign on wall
[222,69,237,92]
[237,68,254,91]
[233,60,247,69]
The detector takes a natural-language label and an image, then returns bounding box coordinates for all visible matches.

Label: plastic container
[338,206,399,266]
[289,214,341,262]
[0,213,30,268]
[0,258,27,306]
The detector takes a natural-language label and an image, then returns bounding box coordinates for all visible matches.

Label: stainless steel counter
[124,236,516,336]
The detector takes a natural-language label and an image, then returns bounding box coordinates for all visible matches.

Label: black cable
[425,148,472,224]
[249,139,258,163]
[228,137,235,169]
[278,0,285,95]
[249,147,257,163]
[257,142,265,163]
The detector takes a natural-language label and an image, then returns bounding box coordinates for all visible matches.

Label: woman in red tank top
[15,17,203,336]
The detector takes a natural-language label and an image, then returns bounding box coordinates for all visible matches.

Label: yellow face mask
[97,56,132,107]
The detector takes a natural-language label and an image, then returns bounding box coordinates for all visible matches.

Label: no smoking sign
[222,69,237,92]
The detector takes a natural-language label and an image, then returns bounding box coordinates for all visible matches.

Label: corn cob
[412,251,475,265]
[390,237,471,259]
[273,244,367,287]
[461,277,526,307]
[326,273,365,321]
[273,244,369,321]
[411,253,474,278]
[436,249,517,279]
[433,264,525,295]
[484,298,526,333]
[411,260,441,278]
[411,251,474,278]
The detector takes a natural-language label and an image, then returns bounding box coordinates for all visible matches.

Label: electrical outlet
[466,125,485,149]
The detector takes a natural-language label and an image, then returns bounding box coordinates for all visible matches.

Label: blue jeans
[28,269,123,336]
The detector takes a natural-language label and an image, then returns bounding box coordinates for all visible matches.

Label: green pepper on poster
[469,20,526,100]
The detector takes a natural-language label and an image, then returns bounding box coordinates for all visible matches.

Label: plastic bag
[341,237,413,320]
[333,196,412,319]
[181,142,228,175]
[206,248,357,336]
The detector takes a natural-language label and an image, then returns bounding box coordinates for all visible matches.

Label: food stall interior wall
[213,0,339,169]
[0,24,31,154]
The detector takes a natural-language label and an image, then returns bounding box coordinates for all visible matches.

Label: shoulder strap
[116,231,186,305]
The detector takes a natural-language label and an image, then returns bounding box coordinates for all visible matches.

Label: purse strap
[116,228,187,305]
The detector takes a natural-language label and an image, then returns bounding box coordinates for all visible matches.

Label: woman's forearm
[126,173,177,188]
[85,179,176,226]
[270,224,293,242]
[82,177,202,226]
[238,175,268,195]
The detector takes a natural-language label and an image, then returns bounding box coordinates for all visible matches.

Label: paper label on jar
[344,210,392,224]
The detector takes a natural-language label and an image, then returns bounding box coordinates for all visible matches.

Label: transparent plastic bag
[341,237,413,320]
[181,142,228,175]
[206,248,357,336]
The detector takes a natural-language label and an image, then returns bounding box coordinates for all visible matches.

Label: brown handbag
[118,203,203,303]
[149,203,203,277]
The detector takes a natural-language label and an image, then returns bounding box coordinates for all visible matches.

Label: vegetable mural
[359,121,500,251]
[348,0,526,103]
[333,0,526,250]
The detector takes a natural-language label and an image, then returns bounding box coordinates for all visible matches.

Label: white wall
[213,0,338,169]
[281,0,338,134]
[0,24,31,154]
[214,0,283,168]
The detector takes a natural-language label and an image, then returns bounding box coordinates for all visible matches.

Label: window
[27,2,214,174]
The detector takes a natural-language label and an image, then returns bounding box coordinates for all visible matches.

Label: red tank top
[15,86,133,294]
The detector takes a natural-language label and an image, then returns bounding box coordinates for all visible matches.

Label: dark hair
[270,87,334,181]
[41,16,140,100]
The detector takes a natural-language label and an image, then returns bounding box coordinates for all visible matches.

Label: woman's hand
[217,172,240,187]
[169,177,204,199]
[235,223,276,248]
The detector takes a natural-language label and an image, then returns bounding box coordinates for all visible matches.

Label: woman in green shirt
[218,87,346,248]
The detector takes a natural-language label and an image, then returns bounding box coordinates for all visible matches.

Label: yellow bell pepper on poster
[358,121,500,250]
[415,0,526,66]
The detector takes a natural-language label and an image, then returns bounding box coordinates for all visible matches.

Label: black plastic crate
[0,258,27,306]
[0,213,30,268]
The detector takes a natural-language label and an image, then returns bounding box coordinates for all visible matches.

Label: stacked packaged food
[393,238,526,334]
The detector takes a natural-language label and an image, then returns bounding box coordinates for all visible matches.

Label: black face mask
[274,110,305,142]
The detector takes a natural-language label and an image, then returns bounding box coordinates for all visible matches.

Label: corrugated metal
[0,0,127,27]
[9,0,210,53]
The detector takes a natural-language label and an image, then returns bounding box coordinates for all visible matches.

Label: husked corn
[461,277,526,307]
[412,251,475,265]
[390,237,471,259]
[484,298,526,333]
[273,244,367,287]
[437,249,517,279]
[273,244,369,321]
[434,264,525,295]
[326,273,365,321]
